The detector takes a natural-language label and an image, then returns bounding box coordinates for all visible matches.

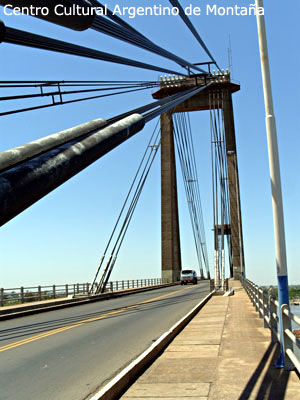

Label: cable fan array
[0,0,220,116]
[0,80,160,116]
[173,112,210,279]
[0,0,223,287]
[89,122,161,294]
[209,92,232,290]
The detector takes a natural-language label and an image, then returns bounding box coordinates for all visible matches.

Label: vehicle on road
[180,269,197,285]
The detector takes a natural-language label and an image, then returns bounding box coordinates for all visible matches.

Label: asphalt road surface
[0,282,210,400]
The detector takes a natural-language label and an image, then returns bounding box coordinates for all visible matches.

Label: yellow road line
[0,285,194,353]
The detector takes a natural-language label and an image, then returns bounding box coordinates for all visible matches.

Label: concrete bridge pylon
[154,74,245,281]
[160,111,182,283]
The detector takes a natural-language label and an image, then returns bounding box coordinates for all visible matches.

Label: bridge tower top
[152,72,240,113]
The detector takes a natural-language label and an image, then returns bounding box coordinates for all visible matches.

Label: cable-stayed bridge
[0,1,299,399]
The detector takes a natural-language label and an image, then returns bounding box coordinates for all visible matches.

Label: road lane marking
[0,285,197,353]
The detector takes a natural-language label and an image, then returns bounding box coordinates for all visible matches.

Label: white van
[180,269,197,285]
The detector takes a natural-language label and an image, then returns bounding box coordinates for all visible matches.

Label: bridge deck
[122,280,299,399]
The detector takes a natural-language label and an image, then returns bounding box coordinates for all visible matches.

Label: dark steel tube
[0,118,107,173]
[0,18,5,42]
[0,114,145,226]
[2,24,184,75]
[0,0,95,31]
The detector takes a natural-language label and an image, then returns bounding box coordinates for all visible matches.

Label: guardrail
[244,278,300,372]
[0,278,165,307]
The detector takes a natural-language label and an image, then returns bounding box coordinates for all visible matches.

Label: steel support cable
[183,113,210,272]
[177,118,206,278]
[0,3,205,73]
[115,143,160,257]
[102,84,211,126]
[216,95,227,184]
[95,123,159,290]
[108,87,200,125]
[90,120,160,293]
[210,92,231,281]
[89,0,149,40]
[210,93,220,285]
[212,94,225,186]
[95,129,161,294]
[2,87,208,174]
[0,80,160,88]
[220,95,231,222]
[106,133,160,269]
[0,83,159,102]
[209,94,215,229]
[219,94,232,265]
[180,114,201,229]
[144,83,212,123]
[0,85,152,117]
[212,108,225,203]
[91,139,158,293]
[220,107,232,260]
[212,100,224,191]
[98,88,213,282]
[210,94,232,274]
[178,113,208,276]
[0,86,210,227]
[214,141,222,283]
[209,97,216,250]
[181,115,210,277]
[212,95,230,230]
[91,15,207,73]
[173,116,201,267]
[84,0,208,73]
[173,116,204,277]
[176,114,203,263]
[0,0,150,39]
[1,25,185,75]
[173,113,210,277]
[0,0,205,74]
[219,123,229,287]
[179,116,203,250]
[168,0,220,70]
[217,98,229,215]
[100,141,160,293]
[185,113,209,267]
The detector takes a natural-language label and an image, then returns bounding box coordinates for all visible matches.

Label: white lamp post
[255,0,290,368]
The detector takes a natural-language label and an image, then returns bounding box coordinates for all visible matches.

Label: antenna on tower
[227,34,233,78]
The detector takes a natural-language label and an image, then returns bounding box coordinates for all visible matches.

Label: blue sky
[0,1,299,288]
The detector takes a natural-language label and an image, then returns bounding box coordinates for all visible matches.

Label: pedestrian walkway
[121,280,299,399]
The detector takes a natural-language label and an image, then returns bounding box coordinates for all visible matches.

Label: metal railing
[0,278,166,307]
[244,278,300,372]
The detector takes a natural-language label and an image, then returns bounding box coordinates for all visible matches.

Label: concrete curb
[0,283,178,321]
[223,288,235,296]
[88,290,214,400]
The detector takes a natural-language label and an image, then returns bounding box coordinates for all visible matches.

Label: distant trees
[262,286,300,300]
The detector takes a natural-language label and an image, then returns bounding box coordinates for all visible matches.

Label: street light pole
[255,0,290,368]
